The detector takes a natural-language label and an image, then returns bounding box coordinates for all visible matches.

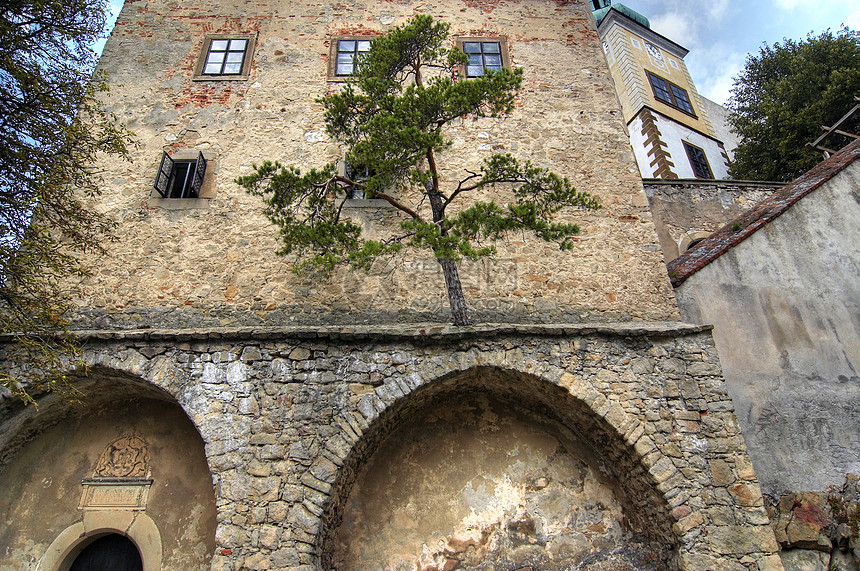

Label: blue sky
[92,0,124,59]
[95,0,857,106]
[625,0,859,105]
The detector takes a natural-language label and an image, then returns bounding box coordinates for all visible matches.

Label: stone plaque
[79,480,152,510]
[80,436,153,510]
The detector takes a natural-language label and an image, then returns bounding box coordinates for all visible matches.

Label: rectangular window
[456,37,510,78]
[647,71,696,117]
[336,39,371,76]
[683,142,713,179]
[193,34,256,81]
[327,36,374,81]
[204,38,247,75]
[344,160,373,199]
[669,84,694,114]
[648,73,673,105]
[154,151,207,198]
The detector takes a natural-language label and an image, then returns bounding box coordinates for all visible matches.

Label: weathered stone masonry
[0,0,793,568]
[0,324,783,570]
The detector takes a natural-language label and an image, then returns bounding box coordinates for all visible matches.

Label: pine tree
[238,15,599,326]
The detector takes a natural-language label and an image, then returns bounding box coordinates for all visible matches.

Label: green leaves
[0,0,133,403]
[728,27,859,181]
[238,162,363,275]
[321,16,523,197]
[242,15,600,325]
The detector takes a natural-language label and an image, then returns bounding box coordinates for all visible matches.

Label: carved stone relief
[94,436,150,478]
[79,436,152,511]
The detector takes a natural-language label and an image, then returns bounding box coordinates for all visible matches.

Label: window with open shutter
[154,152,174,198]
[190,152,207,197]
[153,151,207,198]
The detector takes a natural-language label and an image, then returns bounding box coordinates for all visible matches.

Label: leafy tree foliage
[728,27,859,181]
[0,0,133,402]
[238,16,599,326]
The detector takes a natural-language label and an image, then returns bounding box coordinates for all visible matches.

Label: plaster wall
[700,96,739,161]
[629,112,730,180]
[0,395,217,571]
[674,163,860,494]
[598,15,713,137]
[70,0,678,329]
[331,389,663,570]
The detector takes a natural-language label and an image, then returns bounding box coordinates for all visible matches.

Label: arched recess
[679,231,712,254]
[0,366,216,571]
[38,513,161,571]
[319,366,678,570]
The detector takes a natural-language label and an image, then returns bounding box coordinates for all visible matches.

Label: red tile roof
[667,140,860,287]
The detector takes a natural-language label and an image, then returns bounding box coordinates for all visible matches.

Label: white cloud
[686,45,746,105]
[618,0,854,103]
[707,0,729,20]
[696,61,740,105]
[649,11,698,49]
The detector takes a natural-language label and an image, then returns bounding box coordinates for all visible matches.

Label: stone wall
[764,475,860,571]
[644,179,783,262]
[0,1,794,570]
[0,324,784,570]
[68,0,679,328]
[0,387,216,571]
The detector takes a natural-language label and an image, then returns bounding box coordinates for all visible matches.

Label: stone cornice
[0,322,713,344]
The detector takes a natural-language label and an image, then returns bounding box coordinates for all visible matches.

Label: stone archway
[320,366,678,570]
[38,514,162,571]
[0,367,216,571]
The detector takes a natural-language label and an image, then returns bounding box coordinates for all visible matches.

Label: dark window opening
[335,39,371,76]
[344,161,374,199]
[669,84,693,114]
[462,41,504,77]
[683,142,713,179]
[686,237,707,251]
[69,534,143,571]
[154,151,207,198]
[647,72,696,117]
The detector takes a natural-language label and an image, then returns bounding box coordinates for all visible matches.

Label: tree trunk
[438,257,470,326]
[424,149,469,326]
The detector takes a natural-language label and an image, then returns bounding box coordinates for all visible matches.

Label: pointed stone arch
[0,366,216,571]
[319,365,679,569]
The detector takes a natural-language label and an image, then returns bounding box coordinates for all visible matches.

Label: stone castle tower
[0,1,786,570]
